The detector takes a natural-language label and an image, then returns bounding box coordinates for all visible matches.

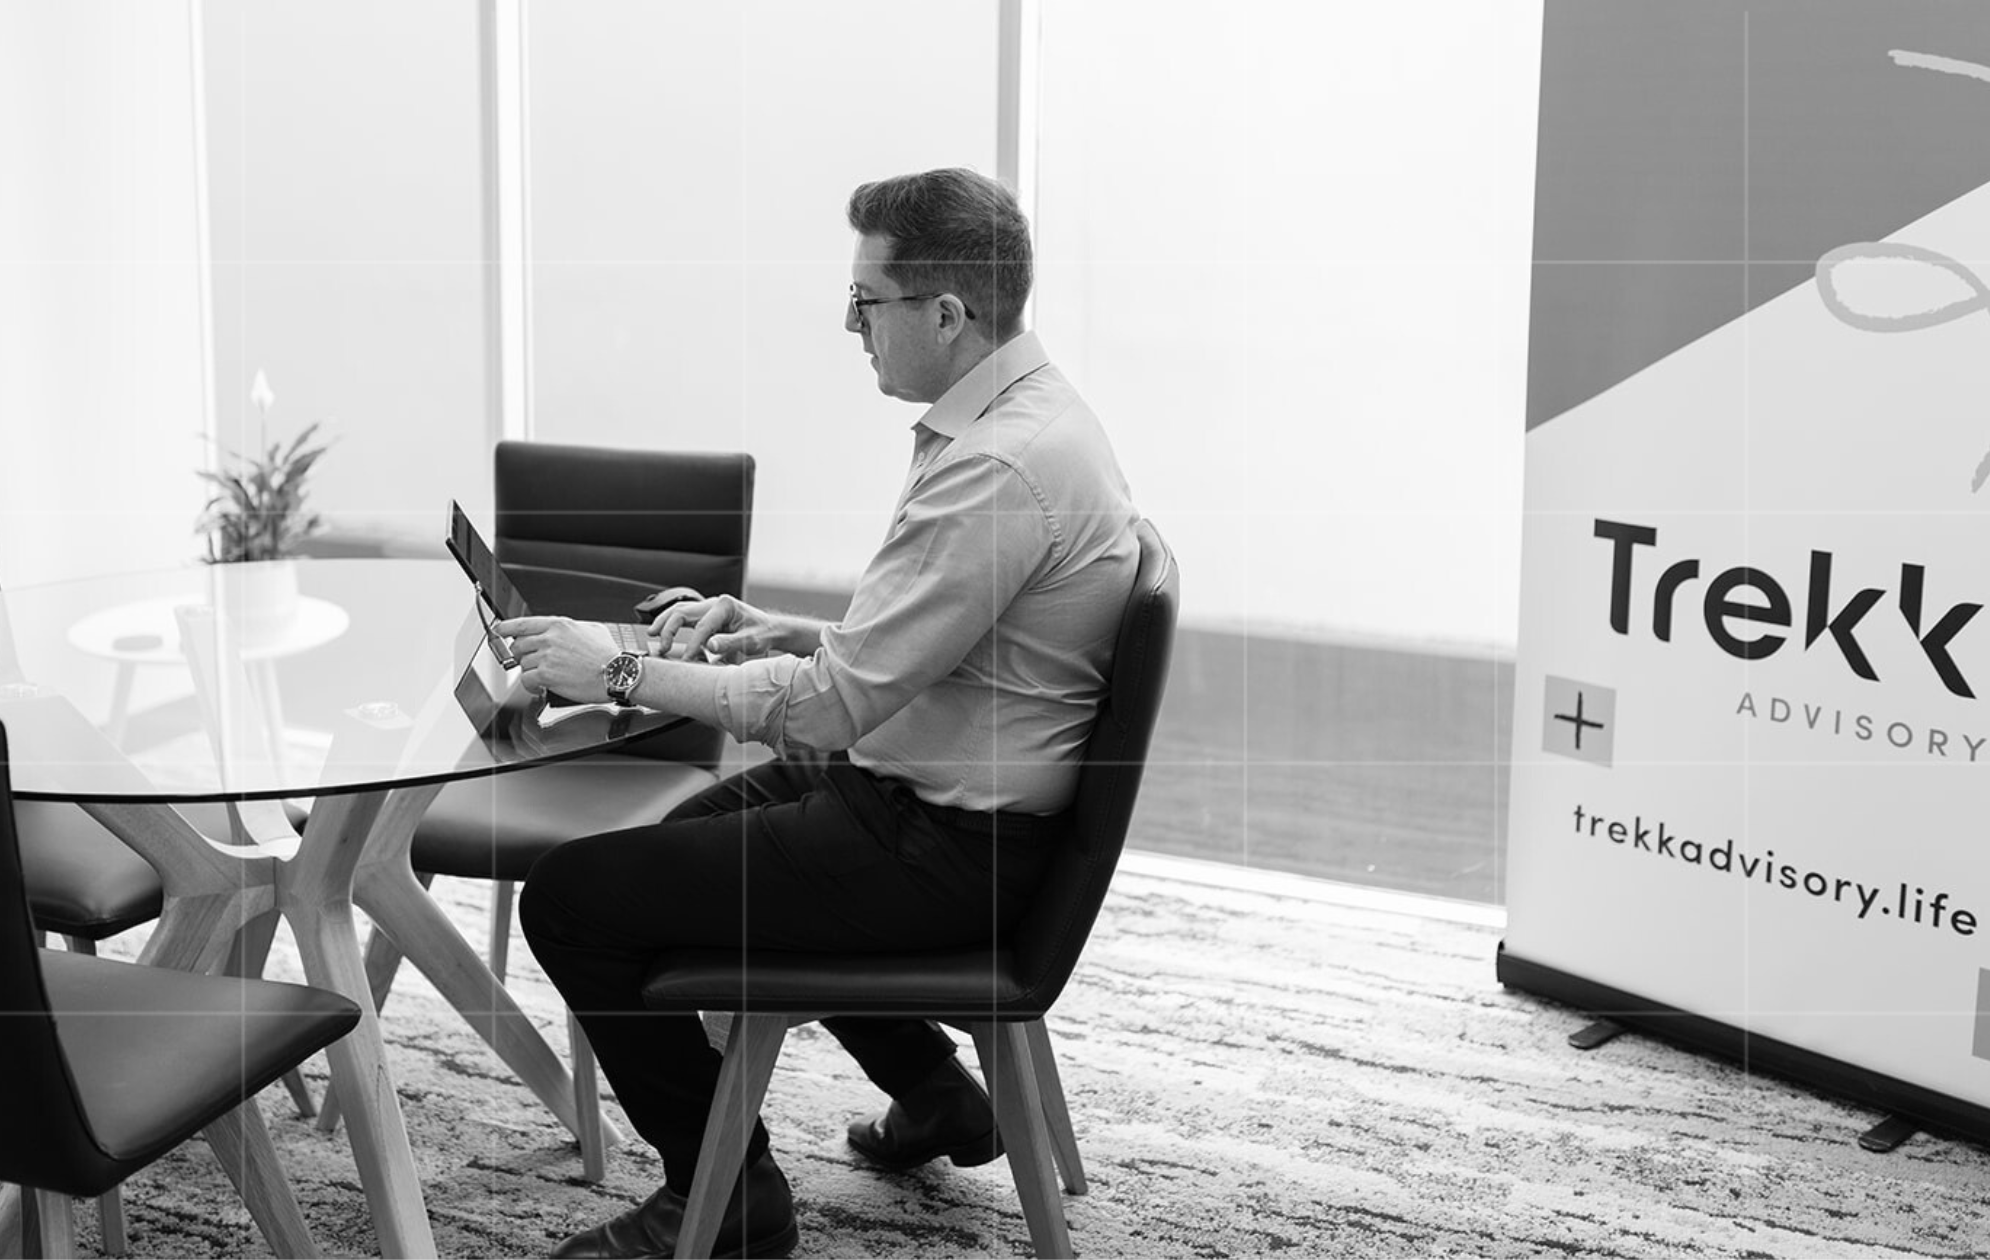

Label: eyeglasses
[848,283,977,328]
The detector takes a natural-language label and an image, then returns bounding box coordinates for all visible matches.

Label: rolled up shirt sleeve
[714,452,1054,757]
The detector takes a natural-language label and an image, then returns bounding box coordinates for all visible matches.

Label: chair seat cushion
[40,949,360,1169]
[18,803,276,940]
[17,802,165,939]
[412,754,718,881]
[640,946,1037,1018]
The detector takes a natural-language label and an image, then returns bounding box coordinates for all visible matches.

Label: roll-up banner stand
[1503,2,1990,1142]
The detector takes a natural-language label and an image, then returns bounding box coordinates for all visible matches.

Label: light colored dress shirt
[712,331,1139,814]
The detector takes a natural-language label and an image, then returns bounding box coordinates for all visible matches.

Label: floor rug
[51,854,1990,1258]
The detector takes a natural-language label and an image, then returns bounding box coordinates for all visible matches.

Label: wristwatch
[602,651,644,705]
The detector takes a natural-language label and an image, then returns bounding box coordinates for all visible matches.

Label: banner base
[1496,942,1990,1150]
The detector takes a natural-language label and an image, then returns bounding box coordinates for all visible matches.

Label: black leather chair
[0,722,361,1258]
[11,686,309,1253]
[15,806,163,1255]
[320,442,755,1180]
[641,519,1178,1259]
[421,440,756,975]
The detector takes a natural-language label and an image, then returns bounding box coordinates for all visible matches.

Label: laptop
[444,500,670,668]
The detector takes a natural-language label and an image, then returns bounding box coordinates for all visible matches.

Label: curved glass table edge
[0,557,697,804]
[4,712,694,804]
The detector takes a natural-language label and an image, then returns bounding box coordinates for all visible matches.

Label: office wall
[0,1,208,588]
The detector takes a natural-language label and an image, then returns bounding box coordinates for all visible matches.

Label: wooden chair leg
[202,1101,319,1258]
[28,1189,75,1260]
[16,1187,37,1260]
[569,1014,606,1183]
[675,1014,790,1260]
[93,1185,127,1257]
[1023,1019,1086,1195]
[275,1069,318,1121]
[970,1023,1071,1259]
[316,872,428,1134]
[487,880,516,983]
[9,1186,31,1260]
[1,1184,23,1260]
[51,942,136,1247]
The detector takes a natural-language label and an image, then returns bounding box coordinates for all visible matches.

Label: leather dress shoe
[847,1055,1004,1171]
[550,1152,798,1259]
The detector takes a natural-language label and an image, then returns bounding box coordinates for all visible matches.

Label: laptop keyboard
[608,622,648,654]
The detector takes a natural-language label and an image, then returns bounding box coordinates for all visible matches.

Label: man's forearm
[769,613,827,656]
[628,656,728,728]
[620,614,826,750]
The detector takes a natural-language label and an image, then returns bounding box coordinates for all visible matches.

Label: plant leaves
[195,422,336,561]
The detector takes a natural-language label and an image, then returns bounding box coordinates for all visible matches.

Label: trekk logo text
[1594,519,1983,698]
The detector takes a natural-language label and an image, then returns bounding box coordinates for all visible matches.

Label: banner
[1506,2,1990,1129]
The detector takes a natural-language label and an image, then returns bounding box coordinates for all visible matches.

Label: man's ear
[933,293,972,345]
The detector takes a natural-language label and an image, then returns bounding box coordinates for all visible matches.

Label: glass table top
[0,558,684,802]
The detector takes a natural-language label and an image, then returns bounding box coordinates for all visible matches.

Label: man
[511,167,1138,1259]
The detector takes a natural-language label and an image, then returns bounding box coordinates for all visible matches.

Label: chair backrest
[494,441,755,597]
[1008,518,1178,1011]
[0,722,125,1194]
[493,440,755,767]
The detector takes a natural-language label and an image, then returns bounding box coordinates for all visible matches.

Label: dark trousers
[518,753,1056,1190]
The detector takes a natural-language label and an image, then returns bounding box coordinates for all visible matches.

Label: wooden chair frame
[680,1013,1086,1259]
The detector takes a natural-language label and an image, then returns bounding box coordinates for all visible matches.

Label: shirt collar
[912,331,1051,440]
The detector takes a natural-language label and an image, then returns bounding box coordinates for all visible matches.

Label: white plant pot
[211,559,301,639]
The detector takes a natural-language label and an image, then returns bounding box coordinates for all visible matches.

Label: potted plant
[195,371,332,630]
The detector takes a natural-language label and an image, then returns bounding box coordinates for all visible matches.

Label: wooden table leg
[281,789,437,1259]
[81,804,276,978]
[353,837,625,1153]
[203,1101,320,1258]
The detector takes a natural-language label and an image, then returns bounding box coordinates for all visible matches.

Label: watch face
[604,652,641,698]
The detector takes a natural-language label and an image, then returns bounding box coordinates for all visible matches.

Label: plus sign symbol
[1542,675,1615,767]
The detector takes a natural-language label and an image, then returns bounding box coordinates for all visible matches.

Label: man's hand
[654,594,785,663]
[494,616,618,700]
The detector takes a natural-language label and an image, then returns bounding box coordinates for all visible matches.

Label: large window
[14,2,1543,900]
[0,2,208,586]
[202,0,493,538]
[1034,0,1539,649]
[1032,1,1542,897]
[525,1,999,592]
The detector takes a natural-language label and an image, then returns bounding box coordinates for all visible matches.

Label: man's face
[847,233,941,403]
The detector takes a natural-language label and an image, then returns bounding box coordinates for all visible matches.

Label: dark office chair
[15,805,163,1254]
[10,636,309,1254]
[0,723,361,1259]
[641,519,1178,1259]
[423,440,756,966]
[321,442,755,1180]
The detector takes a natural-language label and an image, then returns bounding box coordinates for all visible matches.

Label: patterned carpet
[52,854,1990,1259]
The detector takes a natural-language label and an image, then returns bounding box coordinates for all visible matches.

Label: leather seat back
[640,520,1179,1020]
[493,441,755,768]
[1005,518,1179,1011]
[0,724,142,1195]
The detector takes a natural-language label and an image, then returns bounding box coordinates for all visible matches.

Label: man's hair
[846,168,1032,341]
